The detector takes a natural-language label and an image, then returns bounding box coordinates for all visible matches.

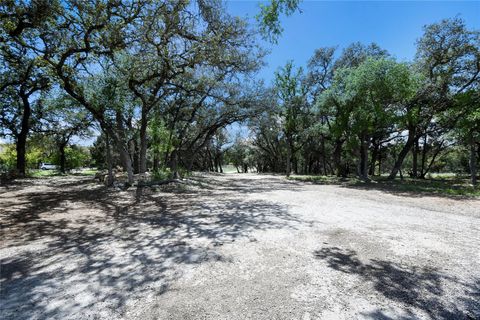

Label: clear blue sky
[226,0,480,84]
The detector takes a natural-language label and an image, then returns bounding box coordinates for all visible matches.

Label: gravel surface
[1,173,479,319]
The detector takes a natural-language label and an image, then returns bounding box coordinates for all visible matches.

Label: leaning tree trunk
[388,128,416,180]
[16,93,31,177]
[419,134,428,179]
[420,140,444,179]
[470,134,478,187]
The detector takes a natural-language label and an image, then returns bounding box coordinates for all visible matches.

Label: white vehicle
[40,163,58,170]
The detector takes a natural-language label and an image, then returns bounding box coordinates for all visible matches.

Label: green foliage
[0,144,16,171]
[62,146,92,169]
[1,0,477,185]
[29,170,62,178]
[0,143,52,172]
[257,0,301,43]
[224,137,255,172]
[149,118,174,155]
[152,167,172,181]
[0,141,90,173]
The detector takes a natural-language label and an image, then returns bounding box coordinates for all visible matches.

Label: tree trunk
[105,133,114,186]
[357,134,369,180]
[333,139,346,177]
[293,155,298,175]
[469,135,477,187]
[321,137,327,176]
[119,147,134,185]
[369,143,379,176]
[420,134,428,178]
[59,144,66,173]
[116,111,134,185]
[388,129,416,180]
[153,153,159,172]
[218,154,223,173]
[286,140,292,177]
[139,109,148,173]
[130,139,139,174]
[171,150,180,179]
[420,141,444,179]
[16,93,31,177]
[412,138,419,178]
[378,146,382,175]
[16,131,28,176]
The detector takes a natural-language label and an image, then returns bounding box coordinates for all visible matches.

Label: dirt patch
[1,174,479,319]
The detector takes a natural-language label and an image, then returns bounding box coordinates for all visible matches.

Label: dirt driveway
[1,174,479,319]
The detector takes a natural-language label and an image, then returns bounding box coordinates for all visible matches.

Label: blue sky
[226,0,480,84]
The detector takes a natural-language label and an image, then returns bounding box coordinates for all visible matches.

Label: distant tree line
[230,18,479,185]
[1,1,478,186]
[1,0,271,184]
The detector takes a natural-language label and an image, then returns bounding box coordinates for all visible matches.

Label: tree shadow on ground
[292,175,478,200]
[187,173,303,194]
[344,178,478,200]
[0,176,301,320]
[314,247,480,319]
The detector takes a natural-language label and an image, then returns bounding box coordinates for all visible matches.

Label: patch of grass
[29,168,99,178]
[152,168,172,181]
[366,177,480,197]
[28,169,64,178]
[289,174,479,198]
[288,175,360,185]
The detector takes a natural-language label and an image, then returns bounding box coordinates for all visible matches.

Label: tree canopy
[0,2,478,186]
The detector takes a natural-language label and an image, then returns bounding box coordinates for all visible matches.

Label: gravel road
[1,173,479,319]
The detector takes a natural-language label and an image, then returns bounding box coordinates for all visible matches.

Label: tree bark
[130,139,139,174]
[16,93,31,176]
[412,138,419,178]
[115,111,134,185]
[388,129,416,180]
[321,137,327,175]
[369,143,379,176]
[420,140,444,179]
[105,133,114,186]
[360,136,369,180]
[171,149,180,179]
[286,140,292,177]
[378,146,382,175]
[153,153,159,172]
[469,134,477,187]
[139,108,148,173]
[333,139,346,177]
[420,134,428,178]
[59,144,66,173]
